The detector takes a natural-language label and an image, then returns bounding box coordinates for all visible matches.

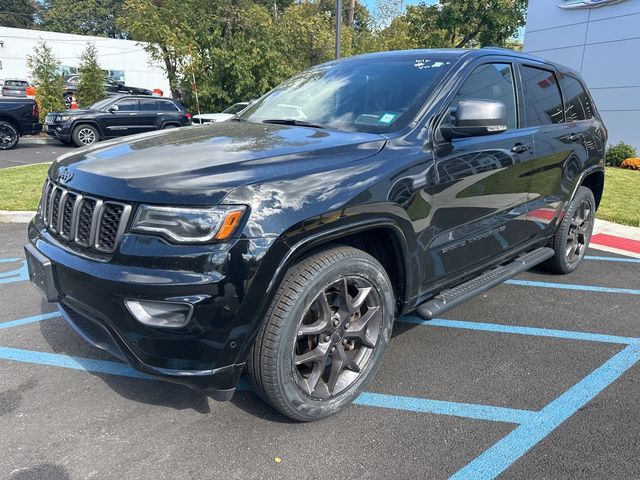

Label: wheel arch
[580,169,604,210]
[0,115,19,130]
[279,220,411,314]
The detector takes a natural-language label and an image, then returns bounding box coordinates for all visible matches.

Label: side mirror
[440,100,508,140]
[108,104,119,113]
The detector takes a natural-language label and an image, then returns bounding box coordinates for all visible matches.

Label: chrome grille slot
[97,203,125,252]
[60,192,78,239]
[76,198,97,246]
[38,178,132,255]
[49,189,63,232]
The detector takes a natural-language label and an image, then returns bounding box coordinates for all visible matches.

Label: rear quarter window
[158,101,179,112]
[559,74,593,121]
[521,66,564,127]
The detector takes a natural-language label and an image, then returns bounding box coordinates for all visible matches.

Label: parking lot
[0,141,74,169]
[1,221,640,479]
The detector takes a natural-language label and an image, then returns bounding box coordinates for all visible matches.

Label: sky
[361,0,438,15]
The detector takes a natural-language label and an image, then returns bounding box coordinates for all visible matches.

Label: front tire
[247,246,395,421]
[72,124,99,147]
[0,121,19,150]
[542,186,596,274]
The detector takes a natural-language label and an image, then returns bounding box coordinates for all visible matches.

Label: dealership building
[524,0,640,150]
[0,26,170,94]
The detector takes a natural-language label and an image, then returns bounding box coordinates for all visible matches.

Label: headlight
[56,115,72,122]
[131,205,246,243]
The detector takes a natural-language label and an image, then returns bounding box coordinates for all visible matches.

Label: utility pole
[335,0,342,59]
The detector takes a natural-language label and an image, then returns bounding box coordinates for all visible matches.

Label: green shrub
[606,142,637,167]
[27,40,65,122]
[76,43,107,108]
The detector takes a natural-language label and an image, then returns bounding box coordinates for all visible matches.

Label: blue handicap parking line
[400,316,640,345]
[585,255,640,264]
[451,343,640,479]
[505,279,640,295]
[0,346,152,379]
[0,311,61,330]
[0,258,28,285]
[354,392,536,424]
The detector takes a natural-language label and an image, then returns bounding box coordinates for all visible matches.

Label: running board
[416,247,554,320]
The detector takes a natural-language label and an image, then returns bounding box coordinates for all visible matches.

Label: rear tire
[542,186,596,274]
[0,120,19,150]
[247,246,395,421]
[71,124,99,147]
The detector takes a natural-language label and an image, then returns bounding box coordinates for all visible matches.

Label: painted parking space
[1,229,640,478]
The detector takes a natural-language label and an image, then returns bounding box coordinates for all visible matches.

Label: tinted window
[157,100,179,112]
[115,99,138,112]
[139,99,158,111]
[5,80,27,87]
[559,74,593,121]
[522,66,564,127]
[239,54,456,133]
[451,63,517,130]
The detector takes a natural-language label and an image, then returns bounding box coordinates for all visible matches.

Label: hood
[50,121,386,205]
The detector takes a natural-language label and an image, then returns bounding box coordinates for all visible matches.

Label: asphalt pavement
[1,141,74,169]
[1,222,640,479]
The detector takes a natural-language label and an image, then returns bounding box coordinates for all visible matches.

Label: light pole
[335,0,342,59]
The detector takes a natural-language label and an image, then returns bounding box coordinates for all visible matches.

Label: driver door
[423,62,537,285]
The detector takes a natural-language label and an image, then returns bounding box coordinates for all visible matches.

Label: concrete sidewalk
[592,219,640,259]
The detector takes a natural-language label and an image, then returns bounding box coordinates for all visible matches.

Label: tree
[405,0,527,49]
[40,0,128,38]
[27,40,65,121]
[0,0,36,28]
[76,43,106,107]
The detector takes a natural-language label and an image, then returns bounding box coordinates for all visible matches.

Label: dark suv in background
[62,76,153,108]
[45,95,191,146]
[26,48,605,421]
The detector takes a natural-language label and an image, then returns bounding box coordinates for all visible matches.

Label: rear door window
[521,66,564,127]
[559,74,593,121]
[450,63,518,130]
[139,99,158,112]
[115,98,138,112]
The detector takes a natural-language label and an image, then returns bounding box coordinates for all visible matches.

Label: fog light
[125,299,193,328]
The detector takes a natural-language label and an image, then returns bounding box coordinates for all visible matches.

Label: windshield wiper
[261,119,326,129]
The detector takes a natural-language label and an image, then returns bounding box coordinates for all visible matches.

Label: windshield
[239,54,455,133]
[89,98,115,111]
[223,103,248,114]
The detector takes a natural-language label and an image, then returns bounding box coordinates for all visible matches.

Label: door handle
[568,133,584,142]
[511,143,532,154]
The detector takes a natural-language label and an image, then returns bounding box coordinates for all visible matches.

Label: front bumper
[44,123,72,142]
[26,215,278,398]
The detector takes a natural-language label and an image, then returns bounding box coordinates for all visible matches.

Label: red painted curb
[591,233,640,254]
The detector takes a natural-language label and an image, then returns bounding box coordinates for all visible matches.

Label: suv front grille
[41,179,132,254]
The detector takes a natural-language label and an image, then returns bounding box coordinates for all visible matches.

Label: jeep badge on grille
[56,167,74,184]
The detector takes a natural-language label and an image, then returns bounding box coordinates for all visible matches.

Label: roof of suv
[336,48,581,77]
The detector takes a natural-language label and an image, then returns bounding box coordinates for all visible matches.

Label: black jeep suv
[26,49,606,421]
[45,95,190,147]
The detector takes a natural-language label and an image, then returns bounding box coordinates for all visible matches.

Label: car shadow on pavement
[36,304,212,414]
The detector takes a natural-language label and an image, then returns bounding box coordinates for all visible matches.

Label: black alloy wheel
[565,198,593,264]
[293,276,384,399]
[0,121,19,150]
[543,186,596,274]
[247,246,395,421]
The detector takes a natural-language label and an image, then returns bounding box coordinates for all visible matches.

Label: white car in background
[192,102,249,124]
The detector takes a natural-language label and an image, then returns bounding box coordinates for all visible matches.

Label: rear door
[138,98,162,131]
[425,61,537,286]
[517,64,590,236]
[102,98,142,137]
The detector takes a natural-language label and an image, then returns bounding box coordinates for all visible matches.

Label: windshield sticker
[379,113,397,124]
[415,59,450,70]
